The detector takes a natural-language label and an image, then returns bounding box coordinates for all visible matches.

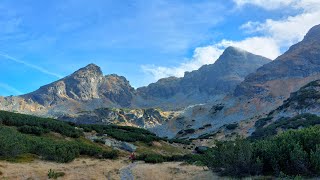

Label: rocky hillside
[22,63,135,107]
[151,24,320,138]
[235,24,320,106]
[135,47,270,109]
[0,46,270,130]
[270,80,320,119]
[60,107,178,129]
[1,24,320,139]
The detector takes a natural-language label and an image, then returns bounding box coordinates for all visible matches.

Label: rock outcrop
[135,47,271,109]
[235,24,320,101]
[21,64,135,107]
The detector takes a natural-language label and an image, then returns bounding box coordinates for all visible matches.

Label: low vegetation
[251,114,320,140]
[225,123,238,130]
[254,117,273,129]
[0,126,118,163]
[0,110,82,138]
[167,138,191,145]
[202,125,320,177]
[136,153,205,165]
[0,111,120,163]
[48,169,65,179]
[80,124,162,143]
[278,80,320,110]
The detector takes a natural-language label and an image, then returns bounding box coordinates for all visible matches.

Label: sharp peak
[83,63,100,69]
[224,46,248,54]
[304,24,320,40]
[73,63,103,75]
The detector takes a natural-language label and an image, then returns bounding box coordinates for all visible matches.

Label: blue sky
[0,0,320,96]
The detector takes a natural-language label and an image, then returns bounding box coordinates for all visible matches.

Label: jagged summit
[136,46,270,108]
[214,46,268,65]
[224,46,247,54]
[235,24,320,98]
[72,63,103,77]
[20,63,135,107]
[304,24,320,41]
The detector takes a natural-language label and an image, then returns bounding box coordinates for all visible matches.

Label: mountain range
[1,24,320,139]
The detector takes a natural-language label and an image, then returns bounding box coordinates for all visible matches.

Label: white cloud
[217,37,280,59]
[0,82,22,95]
[142,0,320,83]
[0,52,63,78]
[233,0,298,10]
[236,0,320,54]
[142,46,223,80]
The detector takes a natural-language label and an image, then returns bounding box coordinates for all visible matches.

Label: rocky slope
[135,47,271,109]
[0,64,136,116]
[60,107,178,129]
[0,46,270,129]
[152,24,320,138]
[235,24,320,105]
[22,63,135,107]
[2,24,320,139]
[269,80,320,119]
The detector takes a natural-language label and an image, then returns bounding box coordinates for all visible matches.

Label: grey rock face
[151,24,320,138]
[270,80,320,119]
[235,24,320,99]
[136,47,271,109]
[21,64,135,107]
[60,107,170,128]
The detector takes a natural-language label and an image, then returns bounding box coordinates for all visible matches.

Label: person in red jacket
[129,152,136,163]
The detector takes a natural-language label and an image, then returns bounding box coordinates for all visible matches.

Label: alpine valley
[1,24,320,141]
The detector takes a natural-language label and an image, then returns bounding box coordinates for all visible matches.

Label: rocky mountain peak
[235,24,320,99]
[304,24,320,41]
[71,63,103,78]
[215,46,267,65]
[223,46,247,55]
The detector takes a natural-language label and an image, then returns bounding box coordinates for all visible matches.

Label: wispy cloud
[0,82,23,95]
[142,46,223,80]
[0,52,63,78]
[142,0,320,82]
[228,0,320,57]
[233,0,297,10]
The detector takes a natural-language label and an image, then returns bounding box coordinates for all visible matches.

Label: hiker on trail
[129,152,135,163]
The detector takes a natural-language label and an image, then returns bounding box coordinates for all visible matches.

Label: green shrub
[0,110,83,138]
[251,114,320,140]
[79,124,161,143]
[311,145,320,172]
[203,125,320,177]
[254,117,272,128]
[168,138,191,145]
[0,126,118,163]
[184,128,195,134]
[226,123,238,130]
[18,125,50,136]
[48,169,65,179]
[93,139,105,144]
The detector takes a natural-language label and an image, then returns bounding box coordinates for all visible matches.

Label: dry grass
[131,162,217,180]
[135,141,190,156]
[0,158,125,180]
[0,158,217,180]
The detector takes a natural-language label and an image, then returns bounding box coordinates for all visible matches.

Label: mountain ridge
[2,23,320,139]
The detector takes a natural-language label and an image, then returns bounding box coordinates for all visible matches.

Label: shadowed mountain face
[21,63,135,107]
[135,47,271,109]
[16,46,270,113]
[1,24,320,139]
[235,24,320,101]
[0,46,271,131]
[269,80,320,120]
[150,24,320,138]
